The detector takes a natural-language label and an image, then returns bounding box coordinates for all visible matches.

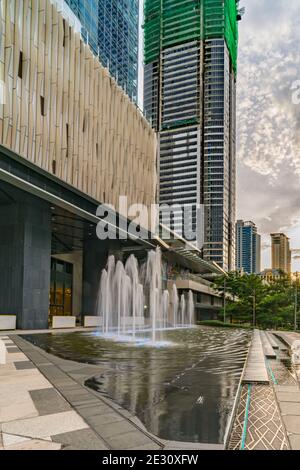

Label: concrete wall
[0,186,51,329]
[82,239,123,317]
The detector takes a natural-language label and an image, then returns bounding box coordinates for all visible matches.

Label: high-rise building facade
[64,0,139,101]
[271,233,292,274]
[236,221,261,274]
[0,0,156,330]
[143,0,242,271]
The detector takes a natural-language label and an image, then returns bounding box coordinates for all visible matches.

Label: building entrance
[49,258,73,321]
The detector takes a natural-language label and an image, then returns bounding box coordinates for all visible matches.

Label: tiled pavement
[228,384,289,450]
[0,334,222,451]
[0,335,100,450]
[228,332,300,450]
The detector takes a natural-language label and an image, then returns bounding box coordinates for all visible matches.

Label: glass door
[49,258,73,322]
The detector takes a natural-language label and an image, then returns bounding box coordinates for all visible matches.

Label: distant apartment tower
[64,0,139,101]
[271,233,292,274]
[236,221,261,274]
[143,0,242,271]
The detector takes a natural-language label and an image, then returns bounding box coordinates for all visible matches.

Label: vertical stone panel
[0,0,157,226]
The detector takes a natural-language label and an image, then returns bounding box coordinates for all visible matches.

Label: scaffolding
[144,0,240,73]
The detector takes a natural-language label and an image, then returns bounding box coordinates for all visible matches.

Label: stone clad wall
[0,0,157,213]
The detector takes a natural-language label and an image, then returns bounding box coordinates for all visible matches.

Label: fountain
[97,247,195,343]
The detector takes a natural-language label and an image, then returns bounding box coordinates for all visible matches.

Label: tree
[213,271,296,330]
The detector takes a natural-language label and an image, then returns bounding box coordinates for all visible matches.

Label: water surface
[23,326,250,444]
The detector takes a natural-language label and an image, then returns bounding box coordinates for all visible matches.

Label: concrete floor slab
[133,443,163,450]
[15,361,35,370]
[0,373,52,392]
[29,388,71,415]
[93,418,135,439]
[107,430,157,450]
[163,440,223,450]
[275,386,300,393]
[282,415,300,434]
[52,428,108,450]
[4,439,62,450]
[279,402,300,416]
[6,347,20,353]
[2,433,31,447]
[2,410,89,439]
[0,402,39,423]
[289,434,300,450]
[85,412,125,427]
[75,404,113,418]
[277,392,300,403]
[6,352,28,363]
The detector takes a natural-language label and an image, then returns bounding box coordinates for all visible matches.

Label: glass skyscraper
[144,0,242,271]
[236,220,261,274]
[64,0,139,102]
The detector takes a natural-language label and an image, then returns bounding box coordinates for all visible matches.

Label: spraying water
[97,247,195,342]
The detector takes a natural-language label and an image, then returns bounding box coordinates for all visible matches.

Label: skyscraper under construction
[144,0,243,271]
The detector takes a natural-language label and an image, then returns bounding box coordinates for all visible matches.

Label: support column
[82,239,122,317]
[0,187,51,329]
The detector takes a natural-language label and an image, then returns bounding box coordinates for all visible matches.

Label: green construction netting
[144,0,239,73]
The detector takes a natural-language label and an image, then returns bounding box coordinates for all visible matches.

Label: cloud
[237,0,300,271]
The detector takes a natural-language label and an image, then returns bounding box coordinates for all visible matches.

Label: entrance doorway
[49,258,73,321]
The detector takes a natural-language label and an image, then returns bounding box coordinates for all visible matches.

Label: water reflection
[23,326,250,444]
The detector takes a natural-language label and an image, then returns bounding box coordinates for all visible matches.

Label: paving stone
[96,420,139,439]
[6,347,20,353]
[85,412,124,427]
[0,401,39,423]
[131,442,162,450]
[4,439,62,450]
[289,434,300,450]
[75,404,112,418]
[14,361,35,370]
[107,430,156,450]
[277,392,300,402]
[0,373,51,391]
[61,445,81,450]
[2,433,31,447]
[29,388,71,415]
[2,410,88,439]
[52,428,108,450]
[275,386,300,393]
[6,352,28,363]
[282,415,300,434]
[279,402,300,415]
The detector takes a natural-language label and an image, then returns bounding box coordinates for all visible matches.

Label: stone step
[260,331,277,359]
[242,330,269,384]
[266,332,279,349]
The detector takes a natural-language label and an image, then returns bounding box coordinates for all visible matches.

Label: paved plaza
[228,330,300,450]
[1,329,300,451]
[0,334,222,451]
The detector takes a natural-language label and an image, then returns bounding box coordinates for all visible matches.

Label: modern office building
[236,220,261,274]
[143,0,243,271]
[0,0,223,331]
[0,0,155,329]
[271,233,292,275]
[63,0,139,102]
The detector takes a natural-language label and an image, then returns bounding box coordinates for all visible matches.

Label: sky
[237,0,300,271]
[139,0,300,272]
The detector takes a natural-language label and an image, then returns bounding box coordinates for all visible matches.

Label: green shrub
[196,320,253,330]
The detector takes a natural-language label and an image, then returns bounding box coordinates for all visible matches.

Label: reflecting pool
[23,326,250,444]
